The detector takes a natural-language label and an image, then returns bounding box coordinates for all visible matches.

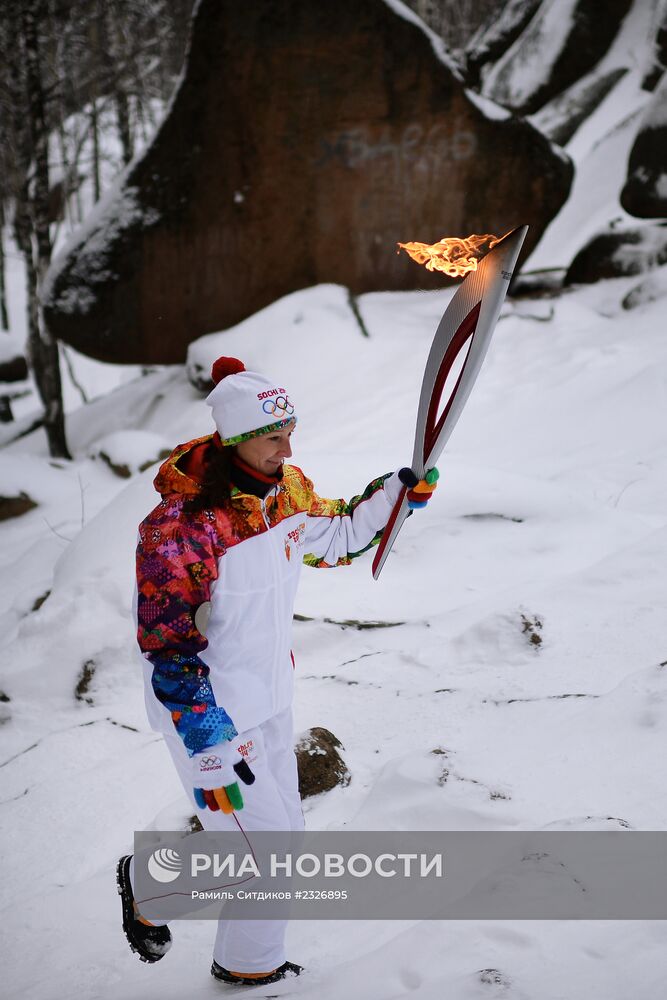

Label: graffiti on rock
[315,121,477,173]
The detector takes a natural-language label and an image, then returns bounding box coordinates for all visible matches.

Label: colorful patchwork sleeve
[302,471,402,568]
[135,498,237,756]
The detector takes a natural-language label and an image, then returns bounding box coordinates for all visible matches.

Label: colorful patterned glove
[192,736,256,813]
[398,467,439,509]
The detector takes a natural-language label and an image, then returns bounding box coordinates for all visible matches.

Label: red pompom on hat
[211,356,246,385]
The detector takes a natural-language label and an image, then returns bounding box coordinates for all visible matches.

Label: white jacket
[135,439,401,754]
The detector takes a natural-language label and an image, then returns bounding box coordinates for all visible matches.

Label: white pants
[161,706,304,973]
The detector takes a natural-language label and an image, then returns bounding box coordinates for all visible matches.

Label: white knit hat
[205,357,297,446]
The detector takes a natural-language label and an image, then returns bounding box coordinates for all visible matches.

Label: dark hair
[182,444,235,512]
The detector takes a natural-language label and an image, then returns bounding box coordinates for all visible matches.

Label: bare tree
[96,0,134,165]
[0,0,191,454]
[0,202,9,331]
[13,0,70,457]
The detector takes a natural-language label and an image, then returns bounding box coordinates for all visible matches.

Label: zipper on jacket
[259,483,280,527]
[260,497,271,530]
[261,496,284,706]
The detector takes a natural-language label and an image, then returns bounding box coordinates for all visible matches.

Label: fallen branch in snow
[462,512,524,522]
[482,693,598,705]
[294,613,405,629]
[0,788,29,806]
[0,717,146,769]
[60,344,89,404]
[346,289,371,338]
[0,412,46,448]
[40,516,73,543]
[77,472,89,529]
[299,673,382,689]
[0,741,39,768]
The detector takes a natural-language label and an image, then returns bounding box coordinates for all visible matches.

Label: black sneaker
[211,960,303,986]
[116,854,172,963]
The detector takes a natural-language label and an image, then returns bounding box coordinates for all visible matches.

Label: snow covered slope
[525,0,663,269]
[1,278,667,998]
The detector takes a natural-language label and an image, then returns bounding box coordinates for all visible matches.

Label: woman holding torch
[116,356,437,986]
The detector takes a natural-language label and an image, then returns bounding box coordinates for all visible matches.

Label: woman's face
[235,421,294,476]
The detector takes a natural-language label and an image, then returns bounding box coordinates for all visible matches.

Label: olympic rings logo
[262,395,294,417]
[199,755,221,768]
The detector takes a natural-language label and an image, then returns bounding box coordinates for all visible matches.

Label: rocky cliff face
[479,0,634,115]
[621,74,667,218]
[44,0,572,364]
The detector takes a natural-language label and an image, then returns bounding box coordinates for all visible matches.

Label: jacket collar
[230,454,282,499]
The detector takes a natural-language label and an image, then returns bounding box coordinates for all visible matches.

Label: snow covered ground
[1,273,667,998]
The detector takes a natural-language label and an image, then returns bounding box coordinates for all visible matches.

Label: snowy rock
[0,492,37,521]
[621,74,667,218]
[477,968,513,991]
[622,266,667,309]
[74,659,96,705]
[42,0,571,364]
[0,356,28,384]
[641,4,667,90]
[464,0,543,88]
[185,355,214,393]
[510,268,565,296]
[565,223,667,284]
[525,1,665,270]
[532,67,627,147]
[482,0,634,115]
[295,727,351,799]
[0,335,28,383]
[91,430,171,479]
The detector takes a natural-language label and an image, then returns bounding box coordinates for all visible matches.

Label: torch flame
[397,232,506,278]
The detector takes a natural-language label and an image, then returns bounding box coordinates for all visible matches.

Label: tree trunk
[99,0,134,166]
[0,202,9,331]
[115,86,134,166]
[90,97,101,203]
[21,1,70,459]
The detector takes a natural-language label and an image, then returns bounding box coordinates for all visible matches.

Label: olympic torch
[372,225,529,580]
